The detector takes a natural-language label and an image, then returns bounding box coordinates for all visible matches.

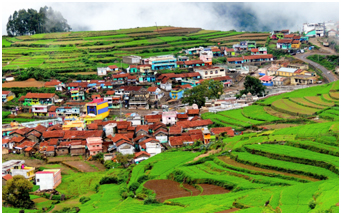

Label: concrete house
[86,137,103,156]
[134,151,151,164]
[148,55,177,70]
[35,169,61,191]
[259,76,275,86]
[194,66,226,80]
[116,141,135,155]
[138,138,162,157]
[162,111,177,126]
[199,51,213,66]
[122,55,141,64]
[147,87,164,101]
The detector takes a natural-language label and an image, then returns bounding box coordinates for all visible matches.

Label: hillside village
[2,22,339,213]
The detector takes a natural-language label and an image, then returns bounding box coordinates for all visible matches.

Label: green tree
[2,175,34,209]
[129,182,140,194]
[116,153,134,168]
[182,80,224,108]
[238,76,266,98]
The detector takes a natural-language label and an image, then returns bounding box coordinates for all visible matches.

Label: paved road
[295,52,338,83]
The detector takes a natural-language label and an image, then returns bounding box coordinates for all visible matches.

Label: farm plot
[218,109,264,125]
[285,140,339,156]
[271,99,320,116]
[201,113,244,129]
[2,78,46,88]
[232,152,338,180]
[244,144,339,169]
[289,97,326,109]
[329,91,339,100]
[321,93,339,103]
[263,106,299,119]
[304,96,335,107]
[242,105,283,121]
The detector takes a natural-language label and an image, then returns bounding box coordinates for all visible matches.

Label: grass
[242,105,283,121]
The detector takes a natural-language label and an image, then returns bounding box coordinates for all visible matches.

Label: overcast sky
[2,2,339,35]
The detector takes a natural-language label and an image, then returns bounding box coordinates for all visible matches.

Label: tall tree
[2,175,34,209]
[238,76,266,98]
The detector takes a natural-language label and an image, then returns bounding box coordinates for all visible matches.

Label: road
[295,49,338,83]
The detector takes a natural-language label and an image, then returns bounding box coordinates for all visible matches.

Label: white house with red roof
[35,169,61,191]
[107,65,119,72]
[147,87,164,101]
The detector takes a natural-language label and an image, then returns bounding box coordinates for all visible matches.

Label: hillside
[2,26,269,77]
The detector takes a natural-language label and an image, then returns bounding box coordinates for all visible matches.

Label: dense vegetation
[307,55,339,70]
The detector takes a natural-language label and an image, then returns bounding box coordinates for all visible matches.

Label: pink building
[86,137,103,156]
[162,111,177,126]
[199,51,213,66]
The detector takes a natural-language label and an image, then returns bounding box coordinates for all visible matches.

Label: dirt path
[216,208,240,213]
[310,38,337,55]
[218,156,319,182]
[193,149,221,161]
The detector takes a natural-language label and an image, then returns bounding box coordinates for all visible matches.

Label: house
[2,174,12,186]
[56,142,70,156]
[129,92,150,110]
[2,160,25,176]
[42,130,65,141]
[87,137,103,156]
[127,114,142,126]
[243,55,274,63]
[135,125,150,137]
[267,64,280,76]
[24,147,37,157]
[160,79,172,91]
[153,129,168,144]
[291,40,301,49]
[185,47,204,55]
[183,60,205,68]
[273,77,289,86]
[122,55,141,64]
[35,169,61,191]
[169,134,204,148]
[290,75,317,85]
[10,164,35,180]
[70,142,86,156]
[259,76,274,86]
[20,93,58,106]
[177,56,189,62]
[14,141,36,154]
[276,67,297,77]
[194,66,226,79]
[144,114,162,125]
[276,39,293,50]
[2,91,15,103]
[116,141,135,155]
[45,146,55,157]
[199,51,213,66]
[32,105,51,117]
[147,87,164,101]
[134,151,151,164]
[222,47,235,56]
[327,29,337,37]
[176,119,213,130]
[187,109,200,118]
[251,47,267,55]
[198,75,233,87]
[162,111,177,125]
[247,41,257,50]
[148,55,177,70]
[177,113,188,121]
[26,130,42,143]
[169,126,182,136]
[138,138,162,157]
[107,65,119,72]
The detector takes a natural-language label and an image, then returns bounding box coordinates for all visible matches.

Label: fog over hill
[2,2,339,35]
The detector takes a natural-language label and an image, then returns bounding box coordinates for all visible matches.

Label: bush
[137,175,149,184]
[128,182,140,192]
[309,200,316,209]
[79,197,91,204]
[144,195,159,205]
[99,176,119,185]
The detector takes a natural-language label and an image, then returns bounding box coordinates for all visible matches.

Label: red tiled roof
[16,141,35,149]
[227,57,243,62]
[176,119,213,129]
[112,73,130,79]
[46,124,63,131]
[106,91,116,95]
[9,127,33,136]
[184,60,204,65]
[145,115,162,120]
[46,146,55,152]
[127,126,136,131]
[179,84,192,90]
[292,40,300,44]
[34,125,47,133]
[210,127,234,136]
[10,136,25,143]
[294,69,303,74]
[187,109,199,115]
[251,48,258,52]
[48,106,58,112]
[44,80,61,87]
[199,75,232,84]
[27,131,41,138]
[58,141,72,147]
[147,87,158,92]
[224,48,235,52]
[123,132,134,139]
[190,116,201,121]
[87,123,98,130]
[243,54,273,60]
[24,147,33,152]
[277,39,293,43]
[49,139,59,145]
[91,94,101,99]
[43,131,65,139]
[134,151,151,158]
[259,75,274,82]
[138,138,159,149]
[169,134,203,146]
[63,130,103,140]
[188,129,203,134]
[2,174,12,181]
[23,93,56,99]
[153,128,168,135]
[293,36,301,40]
[108,65,118,69]
[133,134,152,143]
[119,86,142,92]
[136,125,150,133]
[177,114,188,119]
[116,140,134,147]
[108,134,131,143]
[284,34,294,38]
[2,138,10,144]
[169,126,182,135]
[117,124,129,129]
[2,91,11,95]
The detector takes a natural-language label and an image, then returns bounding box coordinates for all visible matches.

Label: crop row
[289,97,326,109]
[241,105,283,121]
[271,99,319,117]
[218,109,264,125]
[304,96,335,107]
[285,140,339,156]
[273,121,335,138]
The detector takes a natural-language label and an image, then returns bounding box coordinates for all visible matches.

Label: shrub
[79,197,91,204]
[95,184,99,193]
[137,175,149,184]
[99,176,119,185]
[129,182,140,192]
[309,200,316,209]
[143,195,159,205]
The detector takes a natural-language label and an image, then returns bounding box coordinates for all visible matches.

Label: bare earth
[2,78,45,88]
[63,161,98,172]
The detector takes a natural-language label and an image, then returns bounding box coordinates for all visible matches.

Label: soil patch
[336,202,339,206]
[264,106,298,119]
[47,156,80,163]
[88,161,106,171]
[198,184,230,195]
[63,161,98,172]
[144,180,193,202]
[2,78,45,88]
[183,184,201,196]
[218,156,319,182]
[216,208,240,213]
[32,197,48,204]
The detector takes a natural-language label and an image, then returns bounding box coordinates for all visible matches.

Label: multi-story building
[194,66,226,79]
[86,137,103,156]
[20,93,58,106]
[148,55,177,70]
[199,51,213,66]
[35,169,61,191]
[32,105,51,117]
[122,55,142,64]
[70,87,85,101]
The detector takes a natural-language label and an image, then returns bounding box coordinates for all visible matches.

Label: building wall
[36,173,54,190]
[117,144,134,155]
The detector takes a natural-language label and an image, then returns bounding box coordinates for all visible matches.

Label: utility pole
[155,22,159,33]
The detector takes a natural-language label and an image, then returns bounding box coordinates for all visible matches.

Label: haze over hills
[2,2,339,34]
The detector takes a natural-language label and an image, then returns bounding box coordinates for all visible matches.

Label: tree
[182,80,224,108]
[2,175,34,209]
[238,76,266,98]
[116,153,134,168]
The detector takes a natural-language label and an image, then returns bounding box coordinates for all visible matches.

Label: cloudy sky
[2,1,339,34]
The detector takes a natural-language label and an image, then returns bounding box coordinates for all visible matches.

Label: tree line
[6,6,71,36]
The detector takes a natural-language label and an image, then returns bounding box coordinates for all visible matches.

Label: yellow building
[291,40,301,49]
[83,99,109,124]
[62,117,86,130]
[276,67,298,77]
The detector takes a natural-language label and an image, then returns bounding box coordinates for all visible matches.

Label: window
[215,70,218,74]
[210,71,213,74]
[37,179,40,182]
[205,71,208,75]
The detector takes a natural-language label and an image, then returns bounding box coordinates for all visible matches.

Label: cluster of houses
[2,106,235,165]
[257,62,317,86]
[302,22,339,38]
